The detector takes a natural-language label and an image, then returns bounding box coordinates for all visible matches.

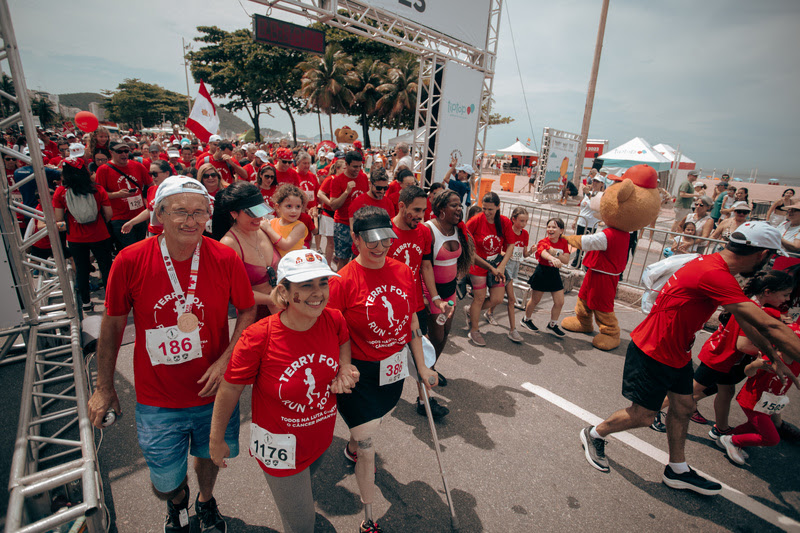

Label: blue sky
[8,0,800,178]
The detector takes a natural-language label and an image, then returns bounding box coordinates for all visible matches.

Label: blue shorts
[135,402,240,493]
[334,222,353,260]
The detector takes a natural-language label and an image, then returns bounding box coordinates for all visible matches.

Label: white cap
[276,250,339,284]
[68,143,85,158]
[154,176,212,209]
[167,150,180,159]
[730,201,751,212]
[325,152,335,160]
[66,133,76,139]
[455,164,474,175]
[254,150,270,163]
[728,221,785,254]
[208,134,222,143]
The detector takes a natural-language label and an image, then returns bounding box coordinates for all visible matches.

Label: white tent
[387,129,423,147]
[496,140,539,156]
[600,137,671,171]
[652,143,696,169]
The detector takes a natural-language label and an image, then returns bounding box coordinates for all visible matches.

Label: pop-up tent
[653,143,696,170]
[600,137,671,172]
[496,140,539,156]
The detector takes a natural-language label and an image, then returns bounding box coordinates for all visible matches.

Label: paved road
[93,291,800,532]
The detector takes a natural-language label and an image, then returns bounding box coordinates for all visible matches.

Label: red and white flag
[185,80,220,143]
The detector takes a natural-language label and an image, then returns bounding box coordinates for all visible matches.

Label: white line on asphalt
[521,382,800,533]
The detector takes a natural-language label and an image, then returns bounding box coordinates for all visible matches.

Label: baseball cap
[254,150,270,163]
[208,134,222,143]
[154,176,213,208]
[325,152,335,160]
[109,141,129,152]
[167,150,180,158]
[609,164,658,189]
[455,164,474,175]
[730,201,751,212]
[276,250,339,284]
[688,170,700,177]
[66,133,76,139]
[728,221,785,254]
[180,138,191,146]
[68,143,85,158]
[598,167,609,175]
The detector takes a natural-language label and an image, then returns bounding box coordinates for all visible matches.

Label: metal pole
[182,37,192,118]
[572,0,610,186]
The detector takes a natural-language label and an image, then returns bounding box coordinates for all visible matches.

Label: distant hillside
[57,92,250,133]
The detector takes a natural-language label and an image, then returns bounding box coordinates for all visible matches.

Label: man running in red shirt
[329,151,368,268]
[348,166,395,224]
[580,221,800,495]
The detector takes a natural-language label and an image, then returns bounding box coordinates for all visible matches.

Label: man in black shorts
[580,222,800,495]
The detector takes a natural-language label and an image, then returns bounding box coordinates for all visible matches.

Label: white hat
[68,143,85,158]
[455,164,474,175]
[254,150,270,163]
[66,133,76,139]
[730,201,751,212]
[325,152,335,160]
[728,221,785,254]
[167,150,180,159]
[208,134,222,143]
[154,176,212,209]
[276,250,339,284]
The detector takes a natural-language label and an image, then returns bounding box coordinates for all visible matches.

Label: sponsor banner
[363,0,491,50]
[542,130,580,194]
[434,60,483,183]
[584,140,608,159]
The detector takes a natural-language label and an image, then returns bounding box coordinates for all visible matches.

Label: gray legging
[263,454,325,533]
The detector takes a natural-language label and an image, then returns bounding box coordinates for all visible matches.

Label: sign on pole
[539,128,582,197]
[252,14,325,54]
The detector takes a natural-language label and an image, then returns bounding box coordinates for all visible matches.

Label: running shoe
[507,329,524,343]
[360,519,383,533]
[714,433,748,459]
[417,398,449,418]
[164,487,190,533]
[195,495,227,533]
[580,427,609,472]
[468,330,486,347]
[708,424,734,441]
[546,323,566,338]
[661,465,721,496]
[82,302,93,312]
[718,435,746,466]
[777,421,800,443]
[650,411,667,433]
[690,409,709,425]
[520,318,538,332]
[344,444,357,463]
[484,312,499,326]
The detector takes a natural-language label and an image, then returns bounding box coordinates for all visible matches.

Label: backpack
[640,253,700,314]
[64,189,98,224]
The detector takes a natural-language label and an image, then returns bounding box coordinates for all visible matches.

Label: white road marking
[521,382,800,533]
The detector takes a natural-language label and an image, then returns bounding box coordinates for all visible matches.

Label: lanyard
[159,237,201,316]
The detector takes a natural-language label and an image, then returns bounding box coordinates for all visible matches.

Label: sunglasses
[280,159,293,164]
[373,185,389,192]
[114,150,130,154]
[734,210,749,215]
[149,171,163,177]
[204,173,220,179]
[261,173,276,179]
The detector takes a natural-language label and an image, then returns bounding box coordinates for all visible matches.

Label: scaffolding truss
[0,0,106,530]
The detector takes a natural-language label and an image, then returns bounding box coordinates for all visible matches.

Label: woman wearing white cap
[711,201,751,243]
[209,249,358,533]
[329,206,438,533]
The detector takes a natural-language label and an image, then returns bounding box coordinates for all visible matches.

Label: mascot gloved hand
[560,164,661,351]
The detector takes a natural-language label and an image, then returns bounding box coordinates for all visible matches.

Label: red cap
[609,164,658,189]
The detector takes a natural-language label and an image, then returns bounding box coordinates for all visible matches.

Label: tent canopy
[496,140,539,156]
[600,137,671,172]
[652,143,697,169]
[387,129,423,147]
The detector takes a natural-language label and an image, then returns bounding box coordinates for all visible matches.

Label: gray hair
[396,142,409,155]
[296,151,312,163]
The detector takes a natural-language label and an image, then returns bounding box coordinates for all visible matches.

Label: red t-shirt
[698,306,779,373]
[328,258,417,361]
[275,166,299,187]
[388,222,432,312]
[52,186,111,243]
[737,353,800,410]
[32,202,51,249]
[258,185,278,208]
[348,193,396,220]
[146,186,162,236]
[466,213,515,275]
[631,254,750,368]
[318,175,335,217]
[387,180,402,197]
[510,228,530,263]
[242,163,258,182]
[330,172,369,225]
[104,237,255,408]
[297,170,319,209]
[196,156,241,184]
[95,161,152,221]
[534,236,569,267]
[299,212,315,248]
[224,308,348,476]
[423,198,434,222]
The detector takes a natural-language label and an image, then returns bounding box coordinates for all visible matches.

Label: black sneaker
[650,411,666,433]
[661,465,721,496]
[164,486,190,533]
[580,427,609,472]
[360,519,383,533]
[344,443,357,463]
[520,318,538,332]
[546,323,566,337]
[195,495,227,533]
[777,421,800,443]
[418,398,449,418]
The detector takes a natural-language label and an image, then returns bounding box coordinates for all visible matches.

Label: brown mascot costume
[560,164,661,350]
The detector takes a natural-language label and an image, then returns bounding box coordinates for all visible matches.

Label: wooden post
[572,0,610,186]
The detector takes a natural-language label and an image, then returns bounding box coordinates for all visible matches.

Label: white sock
[590,426,603,440]
[549,321,557,327]
[668,461,689,474]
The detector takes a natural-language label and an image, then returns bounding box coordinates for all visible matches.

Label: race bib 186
[144,326,202,366]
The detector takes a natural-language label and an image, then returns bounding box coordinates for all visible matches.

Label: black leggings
[68,239,114,304]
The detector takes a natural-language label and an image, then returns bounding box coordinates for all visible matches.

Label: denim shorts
[334,222,354,259]
[135,402,240,493]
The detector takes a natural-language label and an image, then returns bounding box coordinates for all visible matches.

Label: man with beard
[580,222,800,495]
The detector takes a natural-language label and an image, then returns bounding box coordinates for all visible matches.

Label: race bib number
[10,190,22,205]
[511,245,524,263]
[380,346,409,386]
[144,326,202,366]
[126,194,144,210]
[250,423,296,469]
[753,391,789,415]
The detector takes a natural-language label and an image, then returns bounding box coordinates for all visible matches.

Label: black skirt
[337,357,404,428]
[528,264,564,292]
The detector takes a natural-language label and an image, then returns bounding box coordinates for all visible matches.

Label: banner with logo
[542,129,581,194]
[434,60,483,183]
[364,0,491,50]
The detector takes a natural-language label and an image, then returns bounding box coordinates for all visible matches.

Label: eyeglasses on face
[362,237,393,249]
[163,210,210,223]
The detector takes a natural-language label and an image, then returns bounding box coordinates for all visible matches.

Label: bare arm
[329,181,356,211]
[700,219,713,239]
[273,223,307,251]
[408,313,437,390]
[209,380,246,467]
[121,208,149,233]
[87,312,128,428]
[102,205,113,222]
[766,199,781,220]
[421,259,452,317]
[782,237,800,254]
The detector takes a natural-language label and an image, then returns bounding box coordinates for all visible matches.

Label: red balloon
[75,111,99,133]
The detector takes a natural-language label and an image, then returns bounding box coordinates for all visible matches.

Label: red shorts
[578,269,619,313]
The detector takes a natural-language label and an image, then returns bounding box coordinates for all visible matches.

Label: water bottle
[436,301,454,325]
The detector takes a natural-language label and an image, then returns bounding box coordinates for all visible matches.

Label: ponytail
[743,269,793,297]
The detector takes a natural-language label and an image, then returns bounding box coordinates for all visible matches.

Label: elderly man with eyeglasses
[88,176,256,533]
[95,140,153,248]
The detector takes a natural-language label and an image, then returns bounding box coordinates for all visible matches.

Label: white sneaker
[719,435,746,465]
[507,329,523,343]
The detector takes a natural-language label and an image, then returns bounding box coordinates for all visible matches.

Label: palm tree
[349,58,386,149]
[297,44,354,142]
[31,97,57,128]
[375,53,419,136]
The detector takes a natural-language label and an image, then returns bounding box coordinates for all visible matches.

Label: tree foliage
[297,44,355,142]
[375,53,419,135]
[0,74,17,119]
[188,26,306,143]
[102,79,186,128]
[31,97,58,128]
